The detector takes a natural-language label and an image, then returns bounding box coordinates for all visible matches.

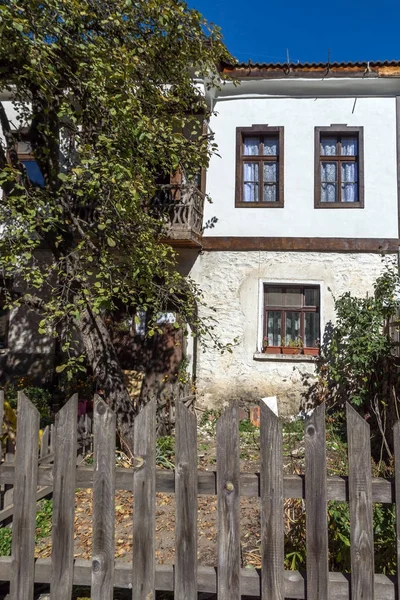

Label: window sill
[314,202,364,209]
[253,352,319,362]
[235,202,284,209]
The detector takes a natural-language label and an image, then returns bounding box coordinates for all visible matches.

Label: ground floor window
[264,284,320,348]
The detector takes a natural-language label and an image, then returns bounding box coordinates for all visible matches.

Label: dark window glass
[264,285,320,348]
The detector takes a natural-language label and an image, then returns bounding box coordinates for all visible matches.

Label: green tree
[310,259,400,459]
[0,0,231,444]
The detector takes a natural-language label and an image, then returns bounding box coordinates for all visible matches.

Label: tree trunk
[75,306,136,452]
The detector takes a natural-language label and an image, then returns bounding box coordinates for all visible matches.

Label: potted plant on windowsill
[282,337,303,355]
[303,339,320,356]
[262,336,281,354]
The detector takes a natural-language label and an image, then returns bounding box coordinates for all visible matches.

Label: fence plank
[0,390,4,431]
[133,398,156,600]
[0,462,396,501]
[305,402,329,600]
[216,402,241,600]
[393,419,400,599]
[91,396,116,600]
[347,403,374,600]
[260,401,284,600]
[10,392,40,600]
[1,558,400,599]
[175,400,198,599]
[50,394,78,599]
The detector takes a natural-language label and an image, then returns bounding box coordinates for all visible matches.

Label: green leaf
[107,237,116,247]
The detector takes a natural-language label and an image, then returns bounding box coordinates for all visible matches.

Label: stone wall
[190,250,389,414]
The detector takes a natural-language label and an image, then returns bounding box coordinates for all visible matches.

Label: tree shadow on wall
[112,323,185,401]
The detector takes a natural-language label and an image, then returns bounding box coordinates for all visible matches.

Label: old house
[182,60,400,413]
[2,60,400,415]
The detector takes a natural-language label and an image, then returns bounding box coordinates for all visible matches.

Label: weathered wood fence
[0,391,399,599]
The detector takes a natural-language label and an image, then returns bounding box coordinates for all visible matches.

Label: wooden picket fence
[0,391,400,599]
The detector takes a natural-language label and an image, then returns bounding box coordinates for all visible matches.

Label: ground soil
[35,415,266,568]
[34,412,349,571]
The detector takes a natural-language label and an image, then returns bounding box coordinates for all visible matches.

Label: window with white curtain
[315,127,364,208]
[236,126,284,208]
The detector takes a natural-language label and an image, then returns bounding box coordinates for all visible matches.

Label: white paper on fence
[261,396,278,416]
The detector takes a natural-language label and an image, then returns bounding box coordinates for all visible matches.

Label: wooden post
[10,392,40,600]
[305,403,329,600]
[132,398,156,600]
[393,419,400,599]
[347,403,374,600]
[216,402,241,600]
[175,400,198,599]
[0,390,4,430]
[260,402,284,600]
[50,394,78,599]
[91,396,116,600]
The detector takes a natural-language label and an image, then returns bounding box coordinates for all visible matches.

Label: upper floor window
[235,125,284,208]
[315,126,364,208]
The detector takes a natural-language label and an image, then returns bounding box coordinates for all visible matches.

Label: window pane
[243,137,259,156]
[263,184,277,202]
[17,141,32,154]
[243,162,258,181]
[243,182,258,202]
[341,137,358,156]
[320,138,337,156]
[321,183,337,203]
[305,288,320,307]
[341,162,358,183]
[321,162,337,182]
[263,162,277,182]
[267,311,281,346]
[342,183,358,202]
[263,137,279,156]
[305,312,320,347]
[285,288,301,306]
[267,287,283,306]
[285,311,300,342]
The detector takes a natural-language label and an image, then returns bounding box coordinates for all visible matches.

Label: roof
[220,60,400,79]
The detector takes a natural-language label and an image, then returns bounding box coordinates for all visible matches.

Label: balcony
[156,184,205,248]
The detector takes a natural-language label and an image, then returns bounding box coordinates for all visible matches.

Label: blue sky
[189,0,400,64]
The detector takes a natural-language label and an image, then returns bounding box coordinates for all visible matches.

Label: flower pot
[303,347,319,356]
[282,347,300,355]
[264,346,281,354]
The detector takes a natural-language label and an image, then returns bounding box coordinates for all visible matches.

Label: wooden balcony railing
[154,184,205,247]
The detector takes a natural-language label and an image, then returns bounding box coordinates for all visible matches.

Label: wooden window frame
[264,284,320,348]
[235,125,284,208]
[314,125,364,209]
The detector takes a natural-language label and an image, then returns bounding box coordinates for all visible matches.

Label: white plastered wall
[190,250,389,413]
[204,96,398,239]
